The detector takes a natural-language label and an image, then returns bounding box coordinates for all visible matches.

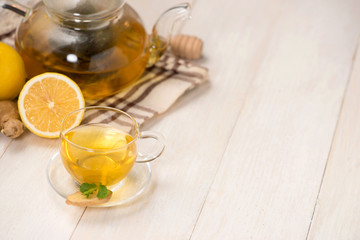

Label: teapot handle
[147,3,191,67]
[1,0,31,17]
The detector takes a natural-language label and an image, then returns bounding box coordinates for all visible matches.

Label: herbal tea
[60,123,137,186]
[15,5,150,99]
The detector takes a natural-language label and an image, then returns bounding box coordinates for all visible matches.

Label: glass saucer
[46,152,152,207]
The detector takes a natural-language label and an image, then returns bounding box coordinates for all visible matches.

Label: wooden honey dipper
[170,34,203,60]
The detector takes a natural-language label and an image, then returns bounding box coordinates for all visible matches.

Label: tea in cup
[59,106,165,187]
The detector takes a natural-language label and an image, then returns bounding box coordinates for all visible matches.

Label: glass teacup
[59,106,165,188]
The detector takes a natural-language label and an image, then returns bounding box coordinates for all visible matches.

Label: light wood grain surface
[1,0,360,239]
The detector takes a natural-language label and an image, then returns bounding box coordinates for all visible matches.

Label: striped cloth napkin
[86,54,208,125]
[0,17,209,126]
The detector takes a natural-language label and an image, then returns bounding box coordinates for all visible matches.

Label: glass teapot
[1,0,190,99]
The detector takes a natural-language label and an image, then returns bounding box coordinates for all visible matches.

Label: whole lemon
[0,42,26,100]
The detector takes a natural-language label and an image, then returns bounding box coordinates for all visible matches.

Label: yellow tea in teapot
[60,123,137,186]
[17,21,148,99]
[15,4,164,100]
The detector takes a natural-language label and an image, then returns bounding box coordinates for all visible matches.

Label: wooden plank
[70,0,287,239]
[307,39,360,239]
[0,137,11,158]
[190,0,360,239]
[0,131,84,239]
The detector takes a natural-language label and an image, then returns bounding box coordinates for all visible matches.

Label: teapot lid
[43,0,125,20]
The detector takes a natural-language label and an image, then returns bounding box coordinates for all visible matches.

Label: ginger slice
[66,190,112,207]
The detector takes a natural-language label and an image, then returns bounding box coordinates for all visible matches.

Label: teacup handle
[136,131,165,163]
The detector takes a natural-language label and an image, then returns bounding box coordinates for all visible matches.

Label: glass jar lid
[43,0,126,21]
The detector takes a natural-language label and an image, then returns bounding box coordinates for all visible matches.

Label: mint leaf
[97,184,108,199]
[80,183,97,198]
[79,183,110,199]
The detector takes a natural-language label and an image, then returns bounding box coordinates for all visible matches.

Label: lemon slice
[18,72,85,138]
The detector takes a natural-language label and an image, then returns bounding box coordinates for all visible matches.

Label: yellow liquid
[60,124,137,186]
[15,4,152,100]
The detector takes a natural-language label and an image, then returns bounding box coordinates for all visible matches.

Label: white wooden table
[1,0,360,239]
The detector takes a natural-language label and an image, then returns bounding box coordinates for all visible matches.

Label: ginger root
[66,190,113,207]
[0,100,24,138]
[170,34,203,60]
